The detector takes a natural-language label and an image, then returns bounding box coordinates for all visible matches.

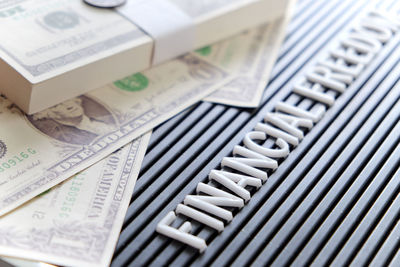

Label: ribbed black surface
[111,0,400,266]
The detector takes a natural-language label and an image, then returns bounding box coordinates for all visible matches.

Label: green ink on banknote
[0,148,37,173]
[196,46,212,56]
[114,73,149,92]
[59,174,85,218]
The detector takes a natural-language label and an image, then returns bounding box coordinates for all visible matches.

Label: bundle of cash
[0,0,289,114]
[0,0,294,265]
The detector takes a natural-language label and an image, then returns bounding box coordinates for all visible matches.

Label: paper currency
[201,1,294,107]
[0,0,288,114]
[0,0,273,80]
[0,53,229,216]
[0,132,150,267]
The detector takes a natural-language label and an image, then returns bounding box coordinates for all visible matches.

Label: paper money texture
[0,132,151,267]
[0,53,228,216]
[0,0,288,114]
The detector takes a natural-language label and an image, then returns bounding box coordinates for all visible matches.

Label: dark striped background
[111,0,400,266]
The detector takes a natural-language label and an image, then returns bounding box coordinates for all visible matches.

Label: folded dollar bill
[0,0,289,114]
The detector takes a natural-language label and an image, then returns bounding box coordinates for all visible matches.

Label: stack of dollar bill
[0,0,294,266]
[0,0,289,114]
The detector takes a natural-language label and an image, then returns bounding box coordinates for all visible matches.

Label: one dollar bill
[0,53,229,216]
[0,132,151,267]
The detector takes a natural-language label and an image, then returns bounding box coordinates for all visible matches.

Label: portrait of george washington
[27,96,117,145]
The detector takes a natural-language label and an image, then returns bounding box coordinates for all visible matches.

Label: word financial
[157,10,400,252]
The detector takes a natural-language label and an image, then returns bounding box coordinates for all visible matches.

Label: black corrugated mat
[111,0,400,266]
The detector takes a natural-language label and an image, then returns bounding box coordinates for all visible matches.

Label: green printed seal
[114,73,149,92]
[196,46,212,56]
[0,140,6,159]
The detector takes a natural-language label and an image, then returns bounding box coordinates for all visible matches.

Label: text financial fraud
[156,10,400,252]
